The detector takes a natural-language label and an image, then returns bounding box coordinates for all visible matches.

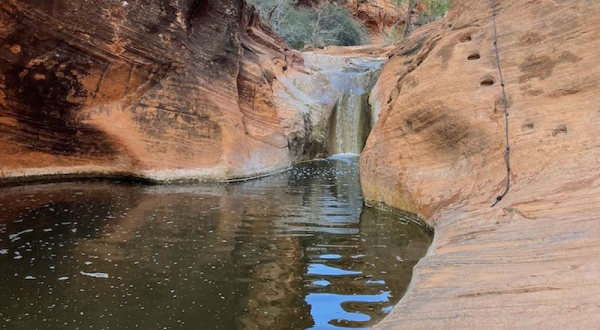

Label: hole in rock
[468,53,481,60]
[481,78,495,86]
[522,120,535,130]
[186,0,209,27]
[460,35,472,43]
[552,124,568,136]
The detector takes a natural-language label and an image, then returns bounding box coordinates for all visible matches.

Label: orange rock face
[347,0,428,44]
[0,0,307,183]
[361,0,600,329]
[346,0,402,35]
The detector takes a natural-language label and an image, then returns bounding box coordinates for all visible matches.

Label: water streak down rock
[361,0,600,329]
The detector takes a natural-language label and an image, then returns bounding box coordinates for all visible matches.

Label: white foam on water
[328,153,359,160]
[80,271,109,279]
[9,229,33,241]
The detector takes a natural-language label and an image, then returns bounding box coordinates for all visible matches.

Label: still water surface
[0,157,431,330]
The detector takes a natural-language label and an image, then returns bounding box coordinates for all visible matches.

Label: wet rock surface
[361,0,600,329]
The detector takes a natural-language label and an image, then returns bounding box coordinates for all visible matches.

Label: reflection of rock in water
[233,238,310,329]
[0,159,431,330]
[228,172,311,329]
[291,160,432,329]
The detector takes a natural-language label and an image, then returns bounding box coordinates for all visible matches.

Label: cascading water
[330,78,374,155]
[284,51,385,156]
[333,92,366,154]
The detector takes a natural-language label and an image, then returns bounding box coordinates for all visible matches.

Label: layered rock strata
[346,0,403,35]
[0,0,307,182]
[0,0,386,184]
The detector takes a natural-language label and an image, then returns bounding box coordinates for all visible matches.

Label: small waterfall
[332,92,370,154]
[323,55,383,155]
[285,52,385,156]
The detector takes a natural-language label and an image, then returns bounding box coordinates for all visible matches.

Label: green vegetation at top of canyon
[247,0,451,48]
[247,0,370,49]
[382,0,451,43]
[415,0,451,24]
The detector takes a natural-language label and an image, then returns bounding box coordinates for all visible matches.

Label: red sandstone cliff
[0,0,307,183]
[346,0,402,35]
[0,0,392,184]
[362,0,600,329]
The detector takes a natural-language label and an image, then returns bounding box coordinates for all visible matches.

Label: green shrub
[393,0,451,29]
[247,0,369,50]
[419,0,450,24]
[381,25,401,44]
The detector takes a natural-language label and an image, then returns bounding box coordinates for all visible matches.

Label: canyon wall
[362,0,600,329]
[0,0,390,184]
[346,0,402,36]
[0,0,359,184]
[0,0,312,183]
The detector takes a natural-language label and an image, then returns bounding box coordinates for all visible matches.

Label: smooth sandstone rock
[0,0,306,182]
[362,0,600,329]
[346,0,402,34]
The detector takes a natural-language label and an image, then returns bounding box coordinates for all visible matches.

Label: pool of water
[0,157,431,330]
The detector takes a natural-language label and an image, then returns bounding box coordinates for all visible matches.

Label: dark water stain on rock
[404,101,489,155]
[436,43,455,70]
[2,44,119,158]
[519,52,582,83]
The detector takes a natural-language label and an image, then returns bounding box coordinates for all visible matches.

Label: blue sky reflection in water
[0,156,432,330]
